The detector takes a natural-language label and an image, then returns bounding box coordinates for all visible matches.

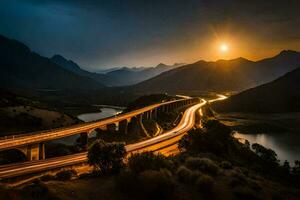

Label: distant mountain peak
[278,49,300,56]
[51,54,65,60]
[51,54,81,69]
[156,63,168,68]
[216,57,251,64]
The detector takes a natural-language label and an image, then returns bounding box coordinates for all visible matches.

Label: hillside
[50,55,107,84]
[0,89,79,136]
[212,67,300,113]
[0,35,105,90]
[130,50,300,94]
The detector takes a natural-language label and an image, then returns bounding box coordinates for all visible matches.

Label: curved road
[0,98,194,150]
[0,96,226,179]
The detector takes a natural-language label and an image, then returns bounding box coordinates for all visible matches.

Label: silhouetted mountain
[0,35,105,90]
[96,67,123,74]
[130,51,300,94]
[213,67,300,112]
[51,55,85,74]
[50,54,107,84]
[51,55,183,86]
[102,63,184,86]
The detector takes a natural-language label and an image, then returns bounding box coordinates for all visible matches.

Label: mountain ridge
[212,66,300,112]
[0,34,105,90]
[129,50,300,94]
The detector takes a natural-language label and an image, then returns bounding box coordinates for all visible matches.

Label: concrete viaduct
[0,98,199,161]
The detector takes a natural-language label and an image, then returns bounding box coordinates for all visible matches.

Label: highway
[0,98,193,151]
[0,96,225,179]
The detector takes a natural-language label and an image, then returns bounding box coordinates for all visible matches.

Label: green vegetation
[1,116,300,200]
[87,139,126,174]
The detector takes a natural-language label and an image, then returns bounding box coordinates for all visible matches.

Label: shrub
[56,169,77,181]
[138,169,175,200]
[220,161,232,169]
[178,121,233,156]
[115,169,175,200]
[88,139,126,174]
[39,174,55,182]
[115,169,137,194]
[234,186,261,200]
[128,151,172,174]
[228,170,248,188]
[185,157,220,175]
[196,174,215,192]
[176,165,201,184]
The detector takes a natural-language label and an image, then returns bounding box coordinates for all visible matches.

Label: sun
[219,43,229,52]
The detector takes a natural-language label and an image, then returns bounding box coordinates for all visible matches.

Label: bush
[178,121,233,156]
[56,169,77,181]
[88,139,126,174]
[176,165,201,184]
[128,151,173,174]
[39,174,55,182]
[234,186,261,200]
[115,169,175,200]
[228,170,248,188]
[137,169,175,200]
[220,161,232,169]
[115,169,137,194]
[185,157,220,175]
[196,174,214,192]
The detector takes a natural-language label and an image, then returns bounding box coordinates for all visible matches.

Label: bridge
[0,98,199,161]
[0,98,206,179]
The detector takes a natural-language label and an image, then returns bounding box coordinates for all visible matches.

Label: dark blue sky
[0,0,299,70]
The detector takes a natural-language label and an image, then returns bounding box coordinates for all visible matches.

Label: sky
[0,0,300,70]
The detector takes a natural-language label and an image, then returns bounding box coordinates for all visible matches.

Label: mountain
[102,63,184,86]
[130,51,300,94]
[96,67,123,74]
[51,54,87,75]
[0,35,105,90]
[51,55,183,86]
[212,67,300,113]
[50,54,107,84]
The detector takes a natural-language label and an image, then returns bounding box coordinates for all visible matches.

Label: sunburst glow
[220,43,229,52]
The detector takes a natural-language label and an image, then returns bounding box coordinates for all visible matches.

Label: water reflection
[53,107,123,145]
[234,132,300,165]
[77,107,123,122]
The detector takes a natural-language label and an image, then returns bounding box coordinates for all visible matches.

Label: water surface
[234,132,300,165]
[53,107,123,145]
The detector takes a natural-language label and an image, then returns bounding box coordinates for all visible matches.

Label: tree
[178,120,233,156]
[252,143,279,166]
[88,139,126,174]
[283,160,291,173]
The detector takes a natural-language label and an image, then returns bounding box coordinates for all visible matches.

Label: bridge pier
[153,108,158,119]
[80,132,88,151]
[17,142,45,161]
[107,123,117,132]
[138,114,149,137]
[119,119,129,134]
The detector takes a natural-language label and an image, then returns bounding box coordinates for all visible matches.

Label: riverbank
[216,112,300,165]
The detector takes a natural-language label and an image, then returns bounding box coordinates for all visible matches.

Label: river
[234,132,300,165]
[219,112,300,166]
[52,107,123,145]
